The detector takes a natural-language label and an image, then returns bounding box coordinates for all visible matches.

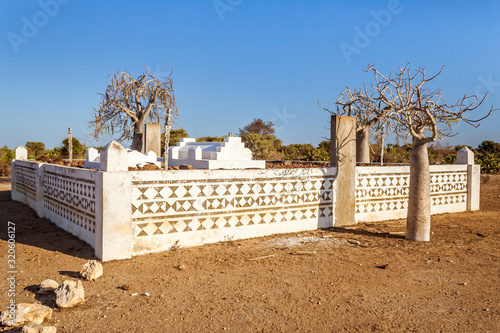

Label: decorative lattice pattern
[43,171,96,233]
[430,171,467,206]
[131,175,335,237]
[356,169,467,215]
[15,164,37,201]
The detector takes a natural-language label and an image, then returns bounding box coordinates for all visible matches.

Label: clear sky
[1,0,499,150]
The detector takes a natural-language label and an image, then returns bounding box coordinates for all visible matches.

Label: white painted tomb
[84,142,161,170]
[168,137,265,169]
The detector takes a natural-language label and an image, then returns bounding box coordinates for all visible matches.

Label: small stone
[121,284,132,290]
[131,293,138,296]
[37,279,59,294]
[80,260,103,281]
[55,280,85,308]
[21,322,57,333]
[0,303,52,327]
[176,264,185,270]
[142,293,150,297]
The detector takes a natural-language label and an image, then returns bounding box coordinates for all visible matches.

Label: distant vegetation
[1,121,499,176]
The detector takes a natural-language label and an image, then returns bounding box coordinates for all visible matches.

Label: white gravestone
[168,137,265,169]
[84,141,161,170]
[15,145,28,160]
[456,147,474,165]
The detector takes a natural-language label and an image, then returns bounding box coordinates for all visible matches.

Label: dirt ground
[0,175,499,332]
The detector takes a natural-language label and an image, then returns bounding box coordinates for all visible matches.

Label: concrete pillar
[144,123,161,156]
[68,127,73,161]
[15,145,28,160]
[457,147,474,165]
[95,171,133,261]
[467,164,480,211]
[330,115,356,226]
[100,140,128,172]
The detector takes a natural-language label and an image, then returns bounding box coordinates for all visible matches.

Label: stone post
[94,140,132,261]
[144,123,161,156]
[100,140,128,172]
[164,113,172,170]
[11,145,27,204]
[330,115,356,226]
[15,145,28,160]
[68,127,73,161]
[466,164,481,211]
[456,147,474,164]
[456,147,480,211]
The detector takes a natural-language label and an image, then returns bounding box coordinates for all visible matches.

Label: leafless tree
[319,84,391,163]
[367,64,496,241]
[90,69,176,152]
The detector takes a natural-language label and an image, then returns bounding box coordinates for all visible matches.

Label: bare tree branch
[89,68,177,151]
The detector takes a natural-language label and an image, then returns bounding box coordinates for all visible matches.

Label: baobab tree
[90,69,176,152]
[319,84,391,163]
[367,64,496,241]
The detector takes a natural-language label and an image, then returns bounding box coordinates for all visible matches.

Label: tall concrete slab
[330,115,356,226]
[144,123,161,156]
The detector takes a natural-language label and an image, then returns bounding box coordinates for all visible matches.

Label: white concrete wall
[129,168,336,256]
[11,159,480,261]
[11,160,100,249]
[355,165,470,222]
[41,164,99,248]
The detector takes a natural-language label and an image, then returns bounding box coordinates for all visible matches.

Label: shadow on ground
[0,180,95,261]
[327,226,405,239]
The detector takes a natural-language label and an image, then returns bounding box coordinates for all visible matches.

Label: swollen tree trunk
[406,137,431,241]
[356,127,371,163]
[131,120,145,152]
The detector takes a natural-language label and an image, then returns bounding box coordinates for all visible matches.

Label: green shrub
[475,153,500,174]
[0,146,14,176]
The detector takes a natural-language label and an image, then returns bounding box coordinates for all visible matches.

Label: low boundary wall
[129,168,336,256]
[355,164,479,222]
[10,159,479,261]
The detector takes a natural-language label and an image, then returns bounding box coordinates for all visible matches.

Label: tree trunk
[131,121,145,152]
[356,127,370,163]
[406,137,431,241]
[380,124,385,166]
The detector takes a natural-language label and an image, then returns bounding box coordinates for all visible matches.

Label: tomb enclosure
[11,117,481,261]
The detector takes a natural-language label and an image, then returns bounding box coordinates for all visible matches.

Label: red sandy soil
[0,175,499,332]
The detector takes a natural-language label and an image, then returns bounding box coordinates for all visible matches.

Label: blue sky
[1,0,499,150]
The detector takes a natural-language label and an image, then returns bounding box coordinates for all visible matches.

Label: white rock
[0,303,52,327]
[55,280,85,308]
[22,322,57,333]
[37,279,59,294]
[80,260,103,281]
